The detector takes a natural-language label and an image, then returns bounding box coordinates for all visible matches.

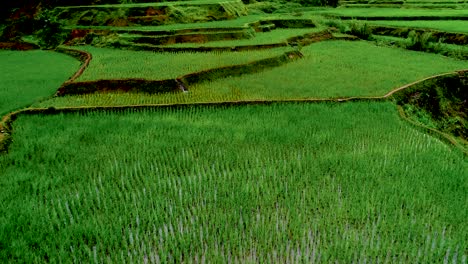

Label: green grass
[405,0,466,3]
[369,20,468,34]
[36,41,468,108]
[311,8,468,17]
[0,50,80,116]
[0,102,466,262]
[56,0,237,8]
[374,35,468,54]
[186,41,468,99]
[75,46,288,81]
[65,15,265,31]
[165,28,323,47]
[65,14,314,31]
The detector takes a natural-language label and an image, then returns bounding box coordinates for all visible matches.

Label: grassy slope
[36,41,468,107]
[65,8,468,32]
[368,20,468,34]
[374,35,468,54]
[66,14,265,31]
[187,41,468,99]
[312,8,468,17]
[0,102,466,262]
[57,0,234,8]
[75,46,288,81]
[165,28,323,47]
[0,51,80,116]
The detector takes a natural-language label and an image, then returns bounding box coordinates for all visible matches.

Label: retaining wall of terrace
[55,50,304,96]
[115,29,332,52]
[126,31,253,45]
[325,15,468,21]
[2,71,467,155]
[117,42,288,52]
[68,26,249,40]
[391,70,468,151]
[65,18,318,45]
[56,30,334,95]
[0,42,40,50]
[53,1,247,26]
[371,25,468,45]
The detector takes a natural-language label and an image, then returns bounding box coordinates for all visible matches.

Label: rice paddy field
[74,46,289,81]
[35,40,468,107]
[1,1,467,262]
[165,28,323,47]
[1,103,467,262]
[0,50,79,116]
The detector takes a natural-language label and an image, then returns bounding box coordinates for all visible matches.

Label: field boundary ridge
[1,65,465,155]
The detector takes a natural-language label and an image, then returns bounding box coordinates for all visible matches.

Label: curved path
[56,47,93,85]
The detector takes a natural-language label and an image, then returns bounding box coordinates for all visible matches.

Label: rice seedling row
[0,102,466,262]
[35,40,468,108]
[163,28,324,47]
[74,46,289,81]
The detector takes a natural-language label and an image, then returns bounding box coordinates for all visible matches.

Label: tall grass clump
[406,31,437,52]
[349,20,373,40]
[321,18,348,33]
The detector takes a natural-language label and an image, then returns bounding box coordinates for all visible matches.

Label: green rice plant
[35,40,468,108]
[0,102,466,262]
[165,28,323,47]
[74,46,289,81]
[0,50,80,116]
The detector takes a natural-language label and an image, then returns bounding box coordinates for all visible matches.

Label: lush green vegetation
[66,15,267,31]
[36,40,468,108]
[369,20,468,34]
[76,46,288,81]
[374,35,468,59]
[188,41,466,99]
[1,102,466,262]
[312,8,468,18]
[1,0,467,261]
[164,28,323,47]
[58,0,237,8]
[0,50,79,116]
[393,74,468,151]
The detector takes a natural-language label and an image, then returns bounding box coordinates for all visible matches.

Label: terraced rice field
[35,41,467,107]
[165,28,323,47]
[74,46,289,81]
[0,1,467,263]
[1,103,467,262]
[0,50,79,116]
